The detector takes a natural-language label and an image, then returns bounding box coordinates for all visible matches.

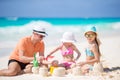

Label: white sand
[0,35,120,80]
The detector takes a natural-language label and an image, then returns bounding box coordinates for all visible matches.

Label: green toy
[33,53,39,67]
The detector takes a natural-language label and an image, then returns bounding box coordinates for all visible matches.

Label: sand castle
[39,67,48,77]
[52,67,66,77]
[72,66,83,76]
[93,62,104,75]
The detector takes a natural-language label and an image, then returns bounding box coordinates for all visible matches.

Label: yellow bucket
[49,66,57,74]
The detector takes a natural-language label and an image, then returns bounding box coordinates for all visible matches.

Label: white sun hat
[33,25,48,36]
[61,32,76,43]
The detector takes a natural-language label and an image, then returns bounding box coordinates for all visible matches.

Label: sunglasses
[85,34,95,38]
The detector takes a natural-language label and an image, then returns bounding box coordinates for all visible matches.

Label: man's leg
[0,62,21,76]
[23,64,33,73]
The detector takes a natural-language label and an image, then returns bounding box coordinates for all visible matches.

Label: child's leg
[58,63,66,68]
[59,62,73,70]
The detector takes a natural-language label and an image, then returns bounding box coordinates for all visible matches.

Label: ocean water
[0,17,120,57]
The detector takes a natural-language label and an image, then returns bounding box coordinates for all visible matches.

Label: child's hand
[51,60,59,67]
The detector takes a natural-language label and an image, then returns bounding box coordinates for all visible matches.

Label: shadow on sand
[104,67,120,72]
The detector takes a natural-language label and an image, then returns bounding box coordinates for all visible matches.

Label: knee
[0,69,18,76]
[8,69,18,76]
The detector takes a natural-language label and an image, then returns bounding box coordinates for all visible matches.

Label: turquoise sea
[0,17,120,57]
[1,17,120,27]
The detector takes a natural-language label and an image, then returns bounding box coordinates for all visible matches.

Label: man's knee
[7,69,18,76]
[0,69,18,76]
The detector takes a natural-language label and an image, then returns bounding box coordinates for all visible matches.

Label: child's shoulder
[91,43,97,47]
[90,43,98,50]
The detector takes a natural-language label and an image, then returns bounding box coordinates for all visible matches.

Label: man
[0,25,47,76]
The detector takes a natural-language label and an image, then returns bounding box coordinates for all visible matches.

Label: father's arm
[18,50,34,63]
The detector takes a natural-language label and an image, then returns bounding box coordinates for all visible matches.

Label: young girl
[78,26,101,73]
[47,32,81,70]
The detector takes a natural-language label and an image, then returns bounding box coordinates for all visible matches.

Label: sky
[0,0,120,18]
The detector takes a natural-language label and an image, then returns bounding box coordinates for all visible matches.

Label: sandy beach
[0,0,120,79]
[0,33,120,80]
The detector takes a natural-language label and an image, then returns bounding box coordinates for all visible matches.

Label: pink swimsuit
[61,47,75,69]
[61,48,73,56]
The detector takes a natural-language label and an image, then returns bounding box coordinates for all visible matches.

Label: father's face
[34,32,45,41]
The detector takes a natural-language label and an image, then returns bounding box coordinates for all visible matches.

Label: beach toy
[52,67,66,77]
[39,67,48,77]
[49,66,58,75]
[32,54,39,74]
[49,60,59,75]
[72,66,83,76]
[93,62,104,75]
[33,53,39,67]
